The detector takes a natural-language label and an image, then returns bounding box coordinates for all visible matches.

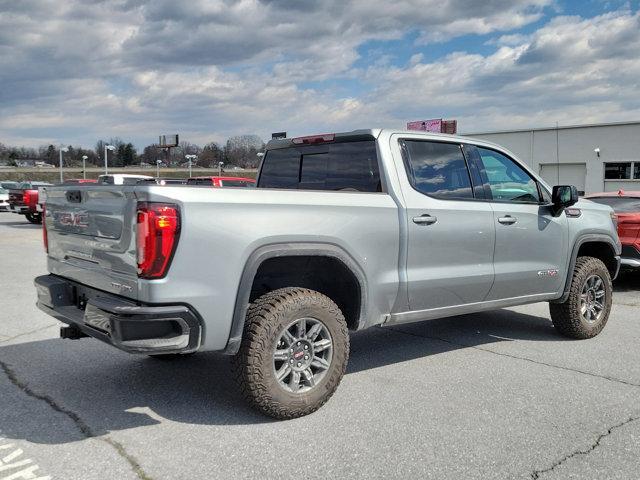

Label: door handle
[413,214,438,225]
[498,215,517,225]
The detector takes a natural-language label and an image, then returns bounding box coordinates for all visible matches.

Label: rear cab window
[258,139,382,192]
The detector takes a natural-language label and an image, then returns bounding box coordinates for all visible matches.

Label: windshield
[0,187,6,194]
[589,196,640,213]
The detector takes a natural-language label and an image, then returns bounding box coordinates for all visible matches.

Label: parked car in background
[97,174,154,185]
[187,176,256,187]
[586,190,640,270]
[63,179,99,185]
[0,187,9,212]
[157,178,187,185]
[1,181,20,190]
[8,181,51,223]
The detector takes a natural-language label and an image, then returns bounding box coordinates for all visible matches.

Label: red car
[187,176,256,188]
[8,181,51,224]
[62,179,99,184]
[586,190,640,270]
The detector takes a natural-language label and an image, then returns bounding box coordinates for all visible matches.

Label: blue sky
[1,0,639,150]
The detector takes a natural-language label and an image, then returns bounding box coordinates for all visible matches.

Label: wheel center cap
[289,340,313,370]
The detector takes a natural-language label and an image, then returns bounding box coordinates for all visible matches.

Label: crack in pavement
[384,327,640,478]
[0,359,154,480]
[385,327,640,388]
[0,324,58,344]
[529,415,640,479]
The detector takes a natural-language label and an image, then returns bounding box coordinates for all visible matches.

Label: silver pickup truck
[35,129,621,419]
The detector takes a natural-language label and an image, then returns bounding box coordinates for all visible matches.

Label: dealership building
[464,120,640,195]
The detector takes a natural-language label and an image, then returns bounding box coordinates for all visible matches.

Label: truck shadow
[1,220,42,229]
[613,270,640,292]
[0,308,562,444]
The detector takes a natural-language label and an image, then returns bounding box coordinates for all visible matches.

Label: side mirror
[551,185,578,214]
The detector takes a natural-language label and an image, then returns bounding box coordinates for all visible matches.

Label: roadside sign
[407,119,457,134]
[159,134,179,147]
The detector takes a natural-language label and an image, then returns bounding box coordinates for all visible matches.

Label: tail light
[43,206,48,253]
[23,190,31,205]
[136,202,180,279]
[291,133,335,145]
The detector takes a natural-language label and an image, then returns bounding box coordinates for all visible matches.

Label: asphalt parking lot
[1,213,640,480]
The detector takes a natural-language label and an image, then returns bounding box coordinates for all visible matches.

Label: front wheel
[549,256,613,339]
[233,287,349,419]
[25,213,42,224]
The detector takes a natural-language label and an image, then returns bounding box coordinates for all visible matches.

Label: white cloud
[0,1,638,149]
[359,10,640,131]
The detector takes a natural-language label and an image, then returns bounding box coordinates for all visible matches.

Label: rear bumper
[34,274,202,354]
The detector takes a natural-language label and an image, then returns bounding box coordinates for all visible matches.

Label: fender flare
[223,242,368,354]
[552,233,621,304]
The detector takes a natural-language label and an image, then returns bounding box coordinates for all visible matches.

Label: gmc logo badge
[59,212,89,228]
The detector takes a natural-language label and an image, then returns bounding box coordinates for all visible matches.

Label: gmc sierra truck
[34,129,621,419]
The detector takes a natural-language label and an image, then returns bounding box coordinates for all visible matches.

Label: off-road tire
[549,256,613,339]
[25,213,42,224]
[233,287,349,419]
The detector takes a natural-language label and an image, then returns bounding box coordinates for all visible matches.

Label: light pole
[59,147,69,183]
[104,144,115,174]
[185,154,197,177]
[82,155,88,179]
[156,159,162,178]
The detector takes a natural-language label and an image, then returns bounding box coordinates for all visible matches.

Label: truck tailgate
[45,186,139,299]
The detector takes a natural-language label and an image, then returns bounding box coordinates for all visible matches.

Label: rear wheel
[25,213,42,224]
[233,287,349,419]
[549,256,613,339]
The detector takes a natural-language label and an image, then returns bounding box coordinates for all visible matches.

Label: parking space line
[0,436,51,480]
[0,360,152,480]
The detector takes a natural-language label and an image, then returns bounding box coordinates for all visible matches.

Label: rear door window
[401,140,474,200]
[258,141,381,192]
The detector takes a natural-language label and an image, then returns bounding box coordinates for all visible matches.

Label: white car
[97,174,155,185]
[0,187,9,212]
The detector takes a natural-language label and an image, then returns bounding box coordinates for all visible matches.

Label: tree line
[0,135,265,169]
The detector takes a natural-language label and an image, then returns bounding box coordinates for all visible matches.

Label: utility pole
[185,154,197,177]
[104,144,115,174]
[58,146,68,183]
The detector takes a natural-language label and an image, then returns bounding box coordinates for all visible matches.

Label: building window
[604,162,632,180]
[635,163,640,179]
